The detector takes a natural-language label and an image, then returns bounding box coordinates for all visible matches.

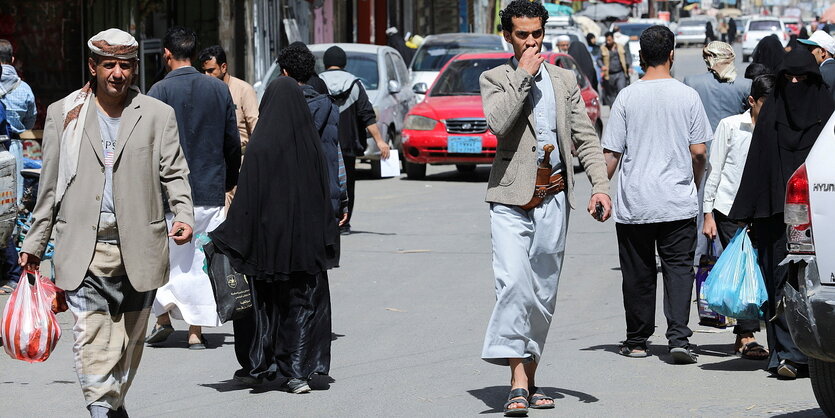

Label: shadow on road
[468,385,599,414]
[145,331,233,350]
[345,230,396,236]
[771,408,826,417]
[699,357,769,372]
[199,375,335,393]
[694,343,735,358]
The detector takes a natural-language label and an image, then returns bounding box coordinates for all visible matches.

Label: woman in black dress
[729,47,835,379]
[210,76,339,393]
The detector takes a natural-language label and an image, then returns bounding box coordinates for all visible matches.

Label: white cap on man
[87,28,139,60]
[557,35,571,43]
[798,30,835,55]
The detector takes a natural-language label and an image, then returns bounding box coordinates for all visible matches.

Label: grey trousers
[482,193,569,366]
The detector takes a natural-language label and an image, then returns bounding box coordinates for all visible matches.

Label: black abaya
[211,77,337,381]
[729,47,835,372]
[568,41,599,92]
[751,34,786,75]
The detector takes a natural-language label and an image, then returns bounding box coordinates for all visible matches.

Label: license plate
[447,136,482,154]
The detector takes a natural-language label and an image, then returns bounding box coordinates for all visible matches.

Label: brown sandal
[739,341,769,360]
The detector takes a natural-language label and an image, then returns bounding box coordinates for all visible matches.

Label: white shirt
[703,110,754,215]
[511,58,562,171]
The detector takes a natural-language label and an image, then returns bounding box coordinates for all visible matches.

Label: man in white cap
[18,28,194,417]
[798,30,835,97]
[556,35,571,53]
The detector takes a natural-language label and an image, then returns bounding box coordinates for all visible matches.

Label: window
[749,20,782,32]
[313,51,380,90]
[429,58,507,96]
[385,53,398,84]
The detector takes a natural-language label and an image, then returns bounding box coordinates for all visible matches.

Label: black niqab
[729,47,835,220]
[752,34,786,74]
[568,41,598,92]
[210,77,338,280]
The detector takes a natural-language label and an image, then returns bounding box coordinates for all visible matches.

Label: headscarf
[729,47,835,220]
[567,40,598,92]
[703,41,737,82]
[799,26,810,40]
[752,34,786,74]
[210,77,338,280]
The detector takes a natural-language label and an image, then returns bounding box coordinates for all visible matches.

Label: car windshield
[429,58,507,96]
[618,24,652,36]
[313,50,380,90]
[749,20,782,31]
[680,20,707,27]
[412,38,504,71]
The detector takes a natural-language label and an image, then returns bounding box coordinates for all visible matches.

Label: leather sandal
[528,386,555,409]
[503,387,529,417]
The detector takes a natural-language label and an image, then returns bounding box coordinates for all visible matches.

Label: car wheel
[456,164,476,174]
[742,54,750,63]
[405,161,426,180]
[810,358,835,417]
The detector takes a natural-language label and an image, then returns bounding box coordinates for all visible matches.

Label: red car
[401,52,602,179]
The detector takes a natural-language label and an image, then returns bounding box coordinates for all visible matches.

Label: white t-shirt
[601,78,713,224]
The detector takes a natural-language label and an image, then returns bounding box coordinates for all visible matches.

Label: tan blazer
[21,90,194,292]
[480,60,609,208]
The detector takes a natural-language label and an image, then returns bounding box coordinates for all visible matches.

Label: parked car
[409,33,509,102]
[253,43,416,175]
[401,52,601,179]
[675,17,718,46]
[782,114,835,417]
[742,17,789,62]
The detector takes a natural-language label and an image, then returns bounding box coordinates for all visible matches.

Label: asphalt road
[0,45,826,417]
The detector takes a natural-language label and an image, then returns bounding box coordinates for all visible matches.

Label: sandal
[528,386,555,409]
[738,341,769,360]
[188,335,208,350]
[618,344,649,358]
[0,284,15,295]
[503,388,529,416]
[145,323,174,344]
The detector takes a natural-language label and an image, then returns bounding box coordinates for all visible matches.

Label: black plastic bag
[202,240,252,323]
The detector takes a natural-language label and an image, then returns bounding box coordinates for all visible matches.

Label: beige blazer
[480,60,609,208]
[21,90,194,292]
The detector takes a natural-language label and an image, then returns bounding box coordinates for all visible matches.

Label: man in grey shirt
[602,26,710,364]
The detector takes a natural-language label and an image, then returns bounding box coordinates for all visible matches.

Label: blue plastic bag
[702,227,768,320]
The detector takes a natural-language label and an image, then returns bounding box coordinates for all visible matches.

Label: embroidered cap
[87,28,139,60]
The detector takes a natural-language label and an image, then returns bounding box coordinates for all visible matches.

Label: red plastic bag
[1,270,62,362]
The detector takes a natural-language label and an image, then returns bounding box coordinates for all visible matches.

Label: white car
[409,33,509,102]
[253,44,417,174]
[674,17,718,46]
[742,17,789,62]
[782,113,835,416]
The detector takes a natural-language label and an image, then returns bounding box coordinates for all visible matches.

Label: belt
[520,173,565,211]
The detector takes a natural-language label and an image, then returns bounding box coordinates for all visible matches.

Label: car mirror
[388,79,401,94]
[412,82,428,95]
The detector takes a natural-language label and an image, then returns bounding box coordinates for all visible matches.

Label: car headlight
[404,115,438,131]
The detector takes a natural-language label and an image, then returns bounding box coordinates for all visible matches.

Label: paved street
[0,45,826,417]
